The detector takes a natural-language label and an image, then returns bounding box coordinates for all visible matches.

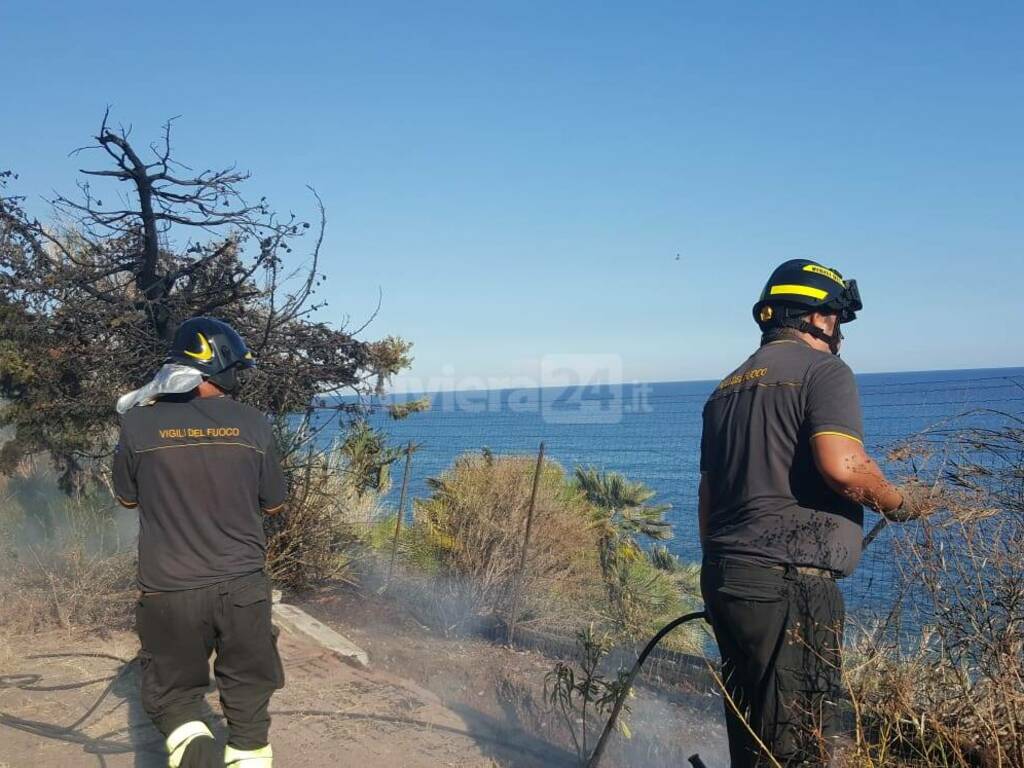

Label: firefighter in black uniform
[113,318,288,768]
[699,260,936,766]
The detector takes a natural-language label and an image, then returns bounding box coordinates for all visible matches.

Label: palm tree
[573,466,673,620]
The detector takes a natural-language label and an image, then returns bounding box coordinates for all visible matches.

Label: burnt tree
[0,113,410,490]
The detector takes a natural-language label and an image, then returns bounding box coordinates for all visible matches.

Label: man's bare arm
[811,433,904,515]
[813,434,941,522]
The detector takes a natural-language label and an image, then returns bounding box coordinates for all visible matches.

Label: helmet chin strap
[788,318,843,356]
[207,365,241,395]
[778,315,843,358]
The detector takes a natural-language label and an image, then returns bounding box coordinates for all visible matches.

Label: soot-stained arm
[811,433,904,516]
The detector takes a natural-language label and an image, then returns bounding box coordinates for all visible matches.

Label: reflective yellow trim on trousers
[769,283,829,300]
[225,743,273,767]
[166,721,214,768]
[811,430,864,446]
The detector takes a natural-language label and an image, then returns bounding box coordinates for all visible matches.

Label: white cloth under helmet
[115,363,204,414]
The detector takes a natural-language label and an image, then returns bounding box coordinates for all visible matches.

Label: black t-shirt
[112,393,288,592]
[700,339,865,576]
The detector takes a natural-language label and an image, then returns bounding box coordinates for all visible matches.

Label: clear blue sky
[3,2,1022,386]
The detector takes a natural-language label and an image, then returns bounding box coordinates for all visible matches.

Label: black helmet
[168,317,254,393]
[752,259,862,352]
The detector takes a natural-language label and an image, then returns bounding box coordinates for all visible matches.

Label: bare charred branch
[0,114,410,491]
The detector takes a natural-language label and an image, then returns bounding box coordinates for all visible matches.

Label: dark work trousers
[701,558,845,768]
[135,570,285,750]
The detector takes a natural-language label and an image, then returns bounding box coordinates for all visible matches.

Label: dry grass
[0,545,135,634]
[841,515,1024,767]
[839,420,1024,768]
[0,480,135,634]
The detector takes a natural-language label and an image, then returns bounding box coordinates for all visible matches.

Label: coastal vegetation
[836,421,1024,767]
[352,449,704,652]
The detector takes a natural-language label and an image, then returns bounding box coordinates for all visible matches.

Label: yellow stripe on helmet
[183,332,215,363]
[802,264,845,285]
[769,284,829,300]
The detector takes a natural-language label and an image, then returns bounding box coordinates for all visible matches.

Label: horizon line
[366,364,1024,401]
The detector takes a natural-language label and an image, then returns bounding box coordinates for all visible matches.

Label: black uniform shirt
[112,393,288,592]
[700,339,865,576]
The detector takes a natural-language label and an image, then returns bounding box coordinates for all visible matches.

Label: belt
[769,564,839,579]
[703,556,840,580]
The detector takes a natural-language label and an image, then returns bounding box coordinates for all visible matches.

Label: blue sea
[314,367,1024,623]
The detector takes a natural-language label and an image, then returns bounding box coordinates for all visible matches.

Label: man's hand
[886,481,942,522]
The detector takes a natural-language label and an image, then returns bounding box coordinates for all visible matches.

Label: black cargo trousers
[136,570,285,750]
[701,557,845,767]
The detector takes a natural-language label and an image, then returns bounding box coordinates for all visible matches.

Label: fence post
[387,441,414,587]
[507,441,545,647]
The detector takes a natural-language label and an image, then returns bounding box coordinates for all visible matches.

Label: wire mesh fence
[305,369,1024,688]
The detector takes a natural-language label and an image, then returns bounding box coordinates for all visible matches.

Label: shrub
[264,432,381,592]
[611,551,704,653]
[544,624,633,766]
[407,451,600,633]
